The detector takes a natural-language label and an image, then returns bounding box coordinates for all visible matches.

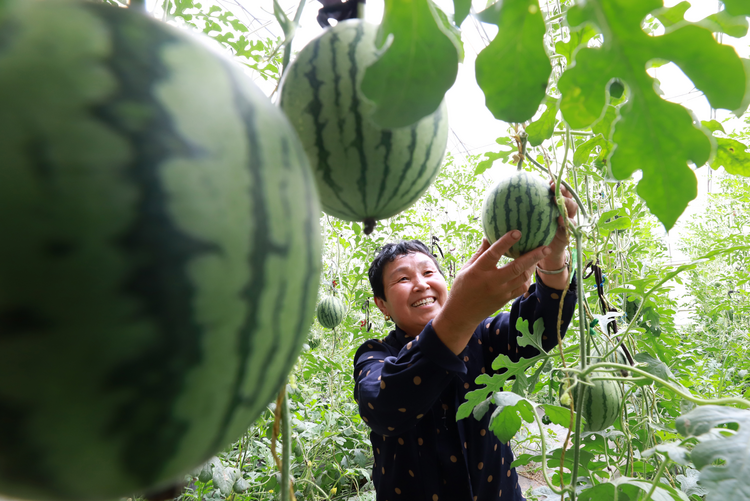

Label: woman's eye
[398,277,409,282]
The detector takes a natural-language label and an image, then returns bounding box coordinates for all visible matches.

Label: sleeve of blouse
[483,272,578,362]
[353,320,469,436]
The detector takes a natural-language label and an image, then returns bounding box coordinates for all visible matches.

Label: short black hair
[368,240,444,300]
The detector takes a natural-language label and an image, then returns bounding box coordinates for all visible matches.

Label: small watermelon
[279,20,449,234]
[571,373,623,432]
[317,296,346,329]
[481,170,559,258]
[0,1,320,499]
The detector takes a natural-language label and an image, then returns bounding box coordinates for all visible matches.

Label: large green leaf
[654,2,749,38]
[488,392,536,443]
[676,406,750,501]
[558,0,747,231]
[475,0,551,123]
[452,0,471,25]
[361,0,460,128]
[526,96,558,146]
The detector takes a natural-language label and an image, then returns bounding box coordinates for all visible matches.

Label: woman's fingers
[474,231,522,271]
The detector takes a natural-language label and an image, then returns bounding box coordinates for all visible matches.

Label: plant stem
[532,408,568,496]
[569,227,587,501]
[579,362,750,408]
[642,456,669,501]
[282,388,294,501]
[525,153,589,219]
[552,131,594,137]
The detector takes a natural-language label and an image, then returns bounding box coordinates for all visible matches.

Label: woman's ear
[373,296,388,316]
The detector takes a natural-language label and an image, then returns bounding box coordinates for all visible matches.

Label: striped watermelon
[279,20,449,234]
[482,170,559,258]
[573,373,623,432]
[0,2,320,499]
[316,296,346,329]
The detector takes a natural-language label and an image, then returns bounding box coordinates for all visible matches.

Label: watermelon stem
[364,218,377,235]
[524,152,588,220]
[516,131,528,171]
[569,226,587,501]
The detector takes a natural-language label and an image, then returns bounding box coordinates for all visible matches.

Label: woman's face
[374,252,448,337]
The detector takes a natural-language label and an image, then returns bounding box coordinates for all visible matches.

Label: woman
[353,186,578,500]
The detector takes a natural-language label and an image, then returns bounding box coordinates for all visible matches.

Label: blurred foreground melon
[0,1,320,499]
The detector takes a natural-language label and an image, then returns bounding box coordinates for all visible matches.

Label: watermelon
[572,373,623,432]
[0,2,320,499]
[279,20,449,234]
[481,170,560,258]
[317,296,346,329]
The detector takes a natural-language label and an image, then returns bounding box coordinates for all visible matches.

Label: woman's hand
[537,181,578,289]
[432,231,550,355]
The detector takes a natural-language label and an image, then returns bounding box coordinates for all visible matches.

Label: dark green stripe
[87,5,219,487]
[380,128,417,210]
[374,130,393,209]
[300,37,357,217]
[347,23,369,214]
[210,63,293,449]
[390,108,445,212]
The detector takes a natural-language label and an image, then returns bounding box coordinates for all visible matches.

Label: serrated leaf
[574,134,609,166]
[709,137,750,177]
[453,0,471,26]
[212,464,237,495]
[676,405,750,501]
[362,0,459,128]
[675,468,709,497]
[233,477,250,493]
[515,317,546,353]
[526,97,558,146]
[488,392,536,443]
[558,0,746,231]
[475,150,514,175]
[475,0,551,123]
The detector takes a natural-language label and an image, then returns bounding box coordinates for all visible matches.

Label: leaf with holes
[676,405,750,501]
[558,0,746,231]
[709,137,750,177]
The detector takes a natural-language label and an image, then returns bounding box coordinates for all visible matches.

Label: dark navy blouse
[353,274,577,501]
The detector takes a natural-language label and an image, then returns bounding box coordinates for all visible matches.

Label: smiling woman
[354,230,577,501]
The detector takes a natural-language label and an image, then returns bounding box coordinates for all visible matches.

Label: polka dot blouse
[353,274,577,500]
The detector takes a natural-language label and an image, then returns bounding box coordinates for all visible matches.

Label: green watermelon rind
[316,296,346,329]
[481,170,560,259]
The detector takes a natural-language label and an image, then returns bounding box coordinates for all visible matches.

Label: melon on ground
[481,170,559,258]
[0,2,320,499]
[279,19,449,234]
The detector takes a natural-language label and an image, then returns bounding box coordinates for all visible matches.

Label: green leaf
[452,0,471,26]
[362,0,459,128]
[698,10,749,38]
[598,215,631,232]
[701,120,726,134]
[676,405,750,501]
[709,137,750,176]
[573,134,609,166]
[526,97,558,147]
[558,0,747,231]
[642,442,691,466]
[542,404,576,428]
[592,105,618,139]
[475,150,514,175]
[734,58,750,116]
[724,0,750,16]
[554,24,598,66]
[488,392,536,443]
[633,353,669,382]
[578,477,689,501]
[652,1,689,29]
[515,317,546,353]
[475,0,551,123]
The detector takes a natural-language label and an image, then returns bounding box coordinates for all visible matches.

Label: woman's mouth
[411,297,436,307]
